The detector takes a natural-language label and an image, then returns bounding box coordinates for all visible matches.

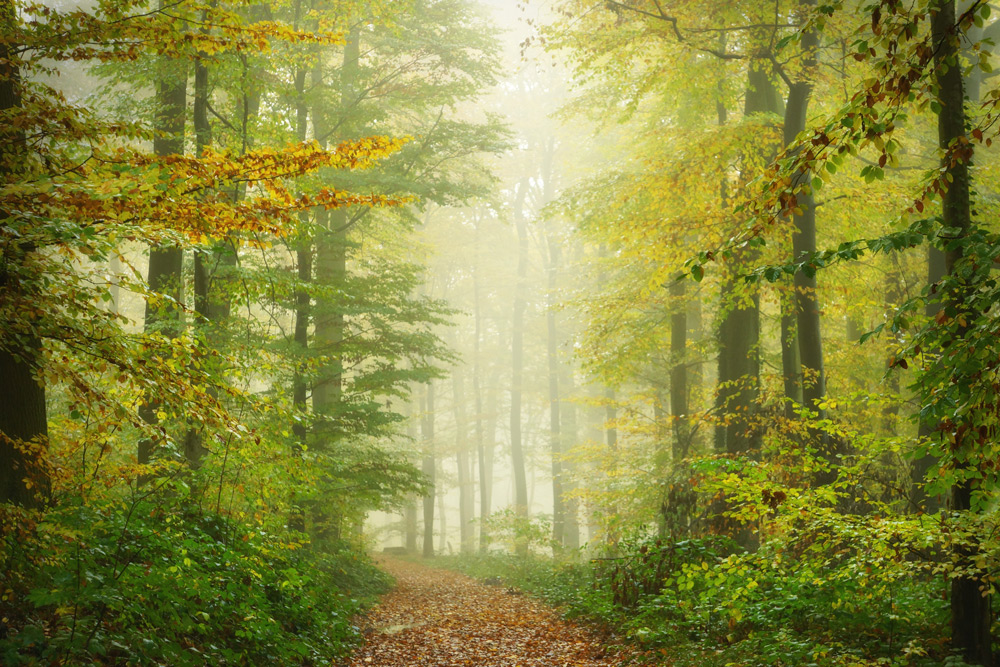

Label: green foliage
[481,509,554,555]
[442,529,961,667]
[0,493,391,666]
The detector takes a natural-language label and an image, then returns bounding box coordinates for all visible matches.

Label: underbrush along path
[346,557,632,667]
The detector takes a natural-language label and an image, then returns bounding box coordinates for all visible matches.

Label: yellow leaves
[16,0,343,63]
[7,137,410,244]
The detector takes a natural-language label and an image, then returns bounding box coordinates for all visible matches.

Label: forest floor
[344,557,636,667]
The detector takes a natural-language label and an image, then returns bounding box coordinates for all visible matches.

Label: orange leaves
[133,136,410,185]
[349,559,631,667]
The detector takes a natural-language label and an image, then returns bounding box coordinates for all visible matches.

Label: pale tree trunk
[546,233,565,550]
[404,400,419,551]
[437,478,447,554]
[509,180,530,542]
[560,365,580,549]
[472,235,491,550]
[422,382,436,558]
[453,370,474,553]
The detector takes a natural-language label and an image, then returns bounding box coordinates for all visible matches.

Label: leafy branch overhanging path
[347,559,633,666]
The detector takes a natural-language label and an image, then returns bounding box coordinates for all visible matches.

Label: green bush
[440,532,962,667]
[1,498,391,666]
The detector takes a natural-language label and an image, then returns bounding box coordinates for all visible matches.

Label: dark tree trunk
[185,28,216,469]
[139,39,187,466]
[0,0,49,507]
[288,5,313,531]
[311,28,358,433]
[714,62,776,456]
[932,2,992,663]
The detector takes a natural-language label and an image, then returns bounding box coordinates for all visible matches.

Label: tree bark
[0,0,50,507]
[714,61,775,456]
[546,233,565,550]
[422,382,436,558]
[453,370,474,553]
[312,29,359,430]
[560,365,580,549]
[669,279,689,461]
[139,35,187,466]
[932,2,991,663]
[473,235,491,551]
[509,180,530,537]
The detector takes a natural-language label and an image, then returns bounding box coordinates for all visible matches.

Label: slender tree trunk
[560,365,580,549]
[510,180,530,537]
[780,279,802,420]
[422,382,436,558]
[669,279,689,461]
[453,370,473,553]
[473,238,490,550]
[481,366,499,545]
[546,234,565,551]
[437,478,447,553]
[288,5,313,530]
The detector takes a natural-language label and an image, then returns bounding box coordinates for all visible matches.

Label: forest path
[345,557,632,667]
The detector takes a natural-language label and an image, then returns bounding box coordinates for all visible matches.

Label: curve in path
[347,558,632,667]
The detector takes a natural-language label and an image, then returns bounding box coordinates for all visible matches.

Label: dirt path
[346,558,633,667]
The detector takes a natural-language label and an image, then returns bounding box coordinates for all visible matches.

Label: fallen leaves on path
[346,558,635,667]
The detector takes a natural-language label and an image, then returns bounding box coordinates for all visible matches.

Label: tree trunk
[311,28,358,432]
[0,0,49,507]
[510,180,530,538]
[453,370,474,553]
[714,61,776,457]
[785,7,825,417]
[139,36,187,466]
[473,237,490,551]
[422,382,436,558]
[546,233,565,551]
[669,279,689,461]
[932,2,991,663]
[780,278,802,420]
[288,8,313,531]
[185,29,215,469]
[560,365,580,549]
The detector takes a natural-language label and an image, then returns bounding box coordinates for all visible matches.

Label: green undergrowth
[1,498,392,666]
[437,536,971,667]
